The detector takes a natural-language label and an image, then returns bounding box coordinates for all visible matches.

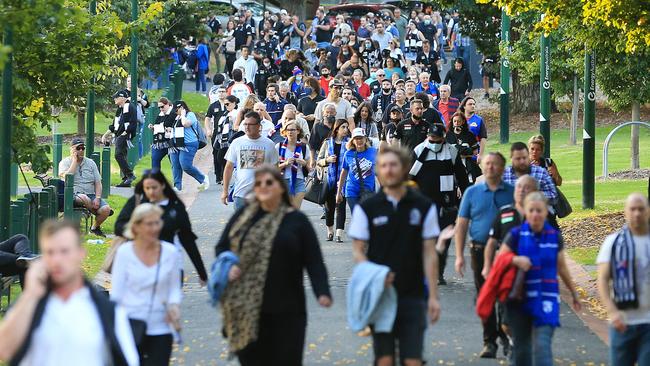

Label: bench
[0,275,19,314]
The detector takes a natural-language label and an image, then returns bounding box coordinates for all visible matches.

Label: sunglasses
[285,128,298,132]
[254,178,276,187]
[376,74,386,77]
[224,103,232,107]
[331,85,343,89]
[75,145,86,151]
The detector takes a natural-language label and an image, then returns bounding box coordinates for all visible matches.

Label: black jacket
[115,196,208,281]
[109,102,138,139]
[443,68,473,98]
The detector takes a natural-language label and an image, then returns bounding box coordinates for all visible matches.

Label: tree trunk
[77,108,85,135]
[631,101,640,169]
[570,74,578,145]
[511,71,540,114]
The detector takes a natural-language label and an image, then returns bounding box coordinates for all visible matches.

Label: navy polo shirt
[458,181,514,244]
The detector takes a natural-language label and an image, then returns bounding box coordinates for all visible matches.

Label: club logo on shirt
[373,216,388,226]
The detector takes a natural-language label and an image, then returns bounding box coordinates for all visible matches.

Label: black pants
[324,187,346,230]
[0,234,31,286]
[437,208,457,280]
[212,138,228,183]
[470,245,506,346]
[225,53,237,76]
[139,334,173,366]
[238,312,307,366]
[114,135,133,179]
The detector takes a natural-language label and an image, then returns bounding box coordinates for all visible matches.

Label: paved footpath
[170,179,609,366]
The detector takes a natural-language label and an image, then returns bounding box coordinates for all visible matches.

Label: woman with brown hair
[317,119,351,242]
[276,121,310,208]
[352,102,379,146]
[446,111,482,184]
[528,135,563,186]
[216,165,332,365]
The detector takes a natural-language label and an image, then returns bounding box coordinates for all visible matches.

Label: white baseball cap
[351,128,366,139]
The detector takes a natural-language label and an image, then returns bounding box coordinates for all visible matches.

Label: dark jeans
[211,136,228,182]
[437,208,457,280]
[471,245,505,346]
[139,334,173,366]
[506,302,555,366]
[325,187,346,230]
[237,312,307,366]
[114,135,133,179]
[225,53,237,76]
[609,323,650,366]
[196,68,207,92]
[0,234,31,286]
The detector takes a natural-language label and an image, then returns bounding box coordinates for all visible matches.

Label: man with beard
[502,142,557,204]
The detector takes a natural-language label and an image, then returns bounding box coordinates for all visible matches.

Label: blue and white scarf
[611,225,639,309]
[278,139,303,195]
[518,221,561,327]
[327,137,348,188]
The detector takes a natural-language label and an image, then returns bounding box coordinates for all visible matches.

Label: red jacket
[476,251,516,323]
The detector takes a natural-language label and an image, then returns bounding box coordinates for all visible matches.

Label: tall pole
[130,0,138,108]
[499,9,511,144]
[85,0,97,157]
[539,20,551,156]
[582,50,596,209]
[0,28,13,240]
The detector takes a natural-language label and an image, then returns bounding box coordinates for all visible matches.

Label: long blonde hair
[123,203,163,240]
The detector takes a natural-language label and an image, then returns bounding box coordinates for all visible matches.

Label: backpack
[186,49,198,71]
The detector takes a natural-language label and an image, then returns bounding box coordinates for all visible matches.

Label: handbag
[354,151,374,203]
[305,169,328,205]
[130,247,161,346]
[554,188,573,218]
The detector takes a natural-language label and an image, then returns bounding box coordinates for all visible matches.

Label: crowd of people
[0,4,648,366]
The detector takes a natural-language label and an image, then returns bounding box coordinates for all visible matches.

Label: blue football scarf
[518,221,561,327]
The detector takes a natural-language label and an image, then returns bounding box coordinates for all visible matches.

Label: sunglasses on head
[254,178,275,187]
[75,145,86,151]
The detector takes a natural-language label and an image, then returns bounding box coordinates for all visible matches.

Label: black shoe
[438,278,447,286]
[326,233,334,241]
[16,254,40,268]
[501,338,511,357]
[116,180,132,187]
[483,92,490,99]
[320,213,326,220]
[90,227,106,238]
[479,343,497,359]
[335,236,343,243]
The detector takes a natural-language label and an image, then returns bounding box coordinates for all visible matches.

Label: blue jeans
[610,323,650,366]
[169,141,205,190]
[234,197,247,210]
[347,196,359,212]
[151,147,168,171]
[196,68,207,92]
[506,302,555,366]
[137,122,144,159]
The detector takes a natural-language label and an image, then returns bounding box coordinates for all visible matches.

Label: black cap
[71,137,85,146]
[390,105,402,113]
[427,123,445,137]
[112,90,128,99]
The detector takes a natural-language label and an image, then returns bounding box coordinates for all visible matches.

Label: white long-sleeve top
[110,241,182,335]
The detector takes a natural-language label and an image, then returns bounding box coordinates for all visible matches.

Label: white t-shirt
[110,241,182,335]
[21,287,139,366]
[226,135,279,198]
[597,232,650,325]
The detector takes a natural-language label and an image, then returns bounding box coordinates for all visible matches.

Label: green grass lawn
[566,247,600,266]
[486,125,650,219]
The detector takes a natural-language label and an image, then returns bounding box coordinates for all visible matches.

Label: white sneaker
[173,187,183,194]
[198,176,210,191]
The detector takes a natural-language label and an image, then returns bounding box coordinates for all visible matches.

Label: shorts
[372,297,426,361]
[285,178,306,195]
[74,193,109,213]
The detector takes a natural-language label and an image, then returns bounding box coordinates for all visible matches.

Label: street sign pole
[86,0,97,157]
[499,9,511,144]
[0,28,13,240]
[539,21,551,156]
[582,50,596,209]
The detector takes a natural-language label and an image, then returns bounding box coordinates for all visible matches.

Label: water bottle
[87,239,104,245]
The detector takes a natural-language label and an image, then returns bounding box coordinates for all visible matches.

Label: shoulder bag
[191,122,208,149]
[129,247,161,346]
[305,168,328,205]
